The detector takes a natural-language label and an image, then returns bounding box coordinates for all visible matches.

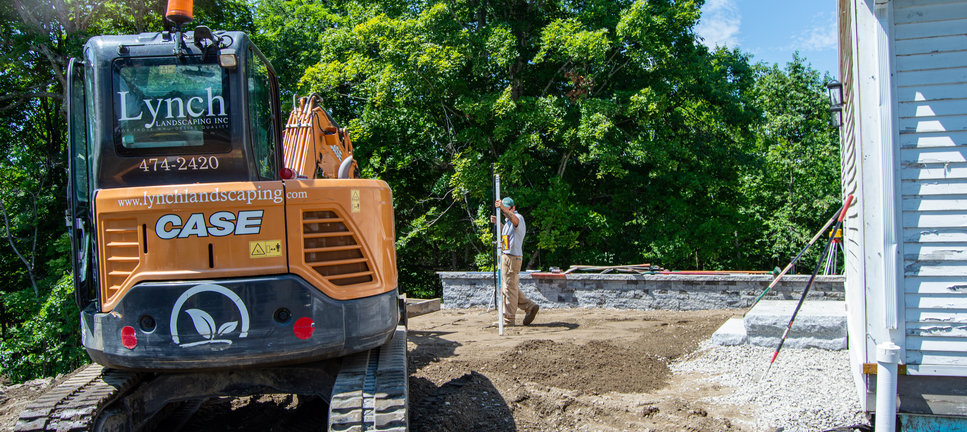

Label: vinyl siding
[895,0,967,369]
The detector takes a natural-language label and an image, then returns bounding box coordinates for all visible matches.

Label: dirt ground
[0,307,752,432]
[405,307,747,432]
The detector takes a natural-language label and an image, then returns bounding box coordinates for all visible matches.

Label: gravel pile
[671,342,870,432]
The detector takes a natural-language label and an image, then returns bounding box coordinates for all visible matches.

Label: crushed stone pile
[672,342,870,432]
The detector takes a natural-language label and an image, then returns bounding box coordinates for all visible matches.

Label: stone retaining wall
[438,272,845,311]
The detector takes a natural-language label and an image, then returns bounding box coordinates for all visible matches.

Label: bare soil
[406,307,747,432]
[0,307,750,432]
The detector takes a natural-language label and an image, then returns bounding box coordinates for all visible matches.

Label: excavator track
[14,365,144,432]
[14,326,408,432]
[329,325,408,432]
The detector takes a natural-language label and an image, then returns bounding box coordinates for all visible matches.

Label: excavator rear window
[112,57,232,157]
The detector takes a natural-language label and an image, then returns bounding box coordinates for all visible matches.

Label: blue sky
[696,0,838,77]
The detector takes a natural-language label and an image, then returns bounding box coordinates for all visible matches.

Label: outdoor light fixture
[827,79,844,128]
[218,48,237,69]
[829,105,843,129]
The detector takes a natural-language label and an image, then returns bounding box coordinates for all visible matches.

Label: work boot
[523,305,539,325]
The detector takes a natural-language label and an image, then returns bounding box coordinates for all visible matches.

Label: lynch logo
[156,210,263,239]
[118,87,227,129]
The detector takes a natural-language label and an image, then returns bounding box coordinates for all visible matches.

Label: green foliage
[740,54,841,269]
[290,0,792,296]
[0,274,89,382]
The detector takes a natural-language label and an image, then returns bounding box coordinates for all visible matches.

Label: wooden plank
[899,82,967,102]
[895,17,967,40]
[844,179,858,195]
[905,227,967,243]
[899,132,967,148]
[896,34,967,56]
[899,114,967,134]
[905,336,967,352]
[899,147,967,164]
[905,363,967,376]
[907,350,967,366]
[899,98,967,118]
[846,243,863,272]
[863,363,909,374]
[902,209,967,226]
[904,293,967,309]
[844,166,857,190]
[900,179,967,196]
[905,260,967,276]
[901,162,967,180]
[906,329,967,341]
[895,2,967,24]
[902,194,967,210]
[906,352,967,373]
[904,276,967,294]
[906,307,967,323]
[896,0,967,8]
[897,67,967,87]
[904,244,967,261]
[897,51,967,73]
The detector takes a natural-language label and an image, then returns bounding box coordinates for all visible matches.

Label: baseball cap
[502,197,515,208]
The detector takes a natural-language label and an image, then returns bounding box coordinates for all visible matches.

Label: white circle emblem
[170,284,250,347]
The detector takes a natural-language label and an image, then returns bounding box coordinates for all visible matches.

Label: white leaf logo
[185,309,216,340]
[217,321,238,337]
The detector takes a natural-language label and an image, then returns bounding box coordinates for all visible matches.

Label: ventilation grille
[302,210,373,286]
[103,218,140,300]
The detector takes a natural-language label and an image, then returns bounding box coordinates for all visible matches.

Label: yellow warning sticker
[249,240,283,258]
[351,189,361,213]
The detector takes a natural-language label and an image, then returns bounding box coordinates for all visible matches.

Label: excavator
[15,1,409,430]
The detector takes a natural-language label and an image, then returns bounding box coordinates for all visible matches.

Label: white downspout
[875,342,900,432]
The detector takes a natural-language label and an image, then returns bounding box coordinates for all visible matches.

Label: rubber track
[14,364,144,432]
[328,325,408,432]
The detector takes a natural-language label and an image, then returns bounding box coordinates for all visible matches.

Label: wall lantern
[827,79,844,128]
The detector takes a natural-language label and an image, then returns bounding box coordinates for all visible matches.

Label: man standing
[491,197,539,326]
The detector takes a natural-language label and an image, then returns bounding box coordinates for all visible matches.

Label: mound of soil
[406,308,743,432]
[497,339,671,394]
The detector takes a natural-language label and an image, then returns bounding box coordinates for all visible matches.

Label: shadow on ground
[407,329,516,432]
[409,372,515,432]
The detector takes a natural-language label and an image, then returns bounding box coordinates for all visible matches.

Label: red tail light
[280,168,296,180]
[293,317,315,340]
[121,326,138,349]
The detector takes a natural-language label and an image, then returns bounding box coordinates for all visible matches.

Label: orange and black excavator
[15,1,408,431]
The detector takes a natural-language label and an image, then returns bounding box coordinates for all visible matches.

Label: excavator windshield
[113,57,231,156]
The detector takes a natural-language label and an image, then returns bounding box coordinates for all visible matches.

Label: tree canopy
[258,0,838,294]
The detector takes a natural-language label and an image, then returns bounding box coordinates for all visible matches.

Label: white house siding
[894,0,967,374]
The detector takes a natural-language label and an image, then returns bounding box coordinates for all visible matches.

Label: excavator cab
[67,29,283,313]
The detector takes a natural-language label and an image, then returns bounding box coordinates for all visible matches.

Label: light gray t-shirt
[501,211,526,257]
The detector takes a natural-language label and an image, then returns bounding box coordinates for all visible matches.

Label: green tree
[290,0,762,296]
[0,274,86,382]
[252,0,335,110]
[740,54,841,270]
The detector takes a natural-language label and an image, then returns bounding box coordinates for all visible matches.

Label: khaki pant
[501,254,535,325]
